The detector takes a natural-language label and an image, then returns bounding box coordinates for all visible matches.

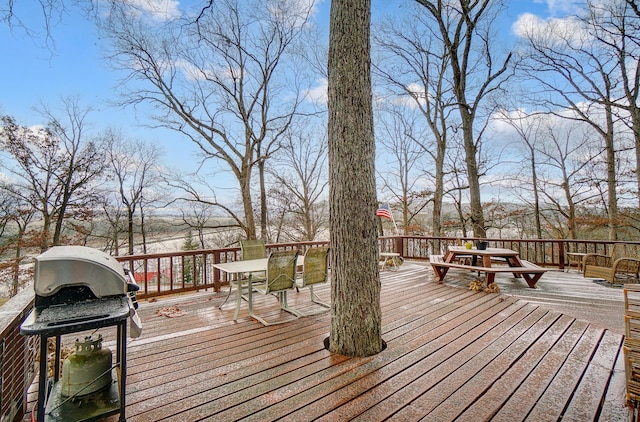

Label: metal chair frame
[295,246,330,314]
[219,239,266,310]
[250,250,303,325]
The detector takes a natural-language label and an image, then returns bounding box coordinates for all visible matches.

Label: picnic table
[430,246,546,288]
[379,252,402,271]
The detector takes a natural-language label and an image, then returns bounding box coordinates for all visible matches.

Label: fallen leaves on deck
[468,280,484,291]
[485,282,501,293]
[468,280,500,293]
[155,306,186,318]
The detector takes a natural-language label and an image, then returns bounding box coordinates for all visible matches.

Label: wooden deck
[27,262,633,421]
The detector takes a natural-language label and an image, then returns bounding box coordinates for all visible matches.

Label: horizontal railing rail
[3,235,638,421]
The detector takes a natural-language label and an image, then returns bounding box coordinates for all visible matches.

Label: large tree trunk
[531,159,543,240]
[12,240,22,297]
[604,105,618,241]
[461,115,486,238]
[432,131,446,239]
[40,213,51,253]
[52,202,66,246]
[561,170,578,240]
[633,111,640,209]
[127,208,135,255]
[327,0,383,357]
[258,158,268,240]
[240,163,257,240]
[140,205,147,254]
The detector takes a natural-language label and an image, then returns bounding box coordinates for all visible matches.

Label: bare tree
[37,97,106,246]
[413,0,513,238]
[516,7,627,239]
[0,186,37,296]
[375,106,432,233]
[180,201,216,249]
[374,5,455,240]
[267,122,328,242]
[102,0,312,240]
[327,0,382,357]
[0,99,105,251]
[496,109,544,239]
[535,122,602,239]
[97,194,127,255]
[265,188,290,244]
[443,145,472,237]
[104,129,162,255]
[585,0,640,208]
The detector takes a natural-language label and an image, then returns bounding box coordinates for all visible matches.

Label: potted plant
[475,239,488,250]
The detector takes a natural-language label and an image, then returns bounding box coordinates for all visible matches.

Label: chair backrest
[266,250,299,292]
[612,243,640,261]
[301,247,329,287]
[241,239,266,260]
[611,243,640,273]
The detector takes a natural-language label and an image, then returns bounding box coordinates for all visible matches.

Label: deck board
[484,319,590,422]
[24,261,633,421]
[562,330,625,421]
[320,302,536,421]
[255,299,521,421]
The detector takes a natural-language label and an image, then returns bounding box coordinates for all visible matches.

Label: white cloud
[533,0,582,16]
[267,0,323,29]
[371,83,435,110]
[304,78,327,104]
[128,0,181,22]
[512,13,590,47]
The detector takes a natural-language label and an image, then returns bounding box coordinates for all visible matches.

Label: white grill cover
[34,246,128,298]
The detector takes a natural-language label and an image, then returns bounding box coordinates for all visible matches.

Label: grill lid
[34,246,128,299]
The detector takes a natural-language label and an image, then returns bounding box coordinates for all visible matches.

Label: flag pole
[376,203,399,235]
[389,207,399,235]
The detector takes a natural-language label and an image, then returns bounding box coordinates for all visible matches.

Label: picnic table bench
[429,253,546,288]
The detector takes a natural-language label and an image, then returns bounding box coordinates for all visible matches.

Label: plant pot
[476,241,488,250]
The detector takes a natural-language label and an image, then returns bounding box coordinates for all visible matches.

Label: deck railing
[117,237,635,300]
[115,241,329,299]
[1,235,637,420]
[380,236,623,269]
[0,288,37,422]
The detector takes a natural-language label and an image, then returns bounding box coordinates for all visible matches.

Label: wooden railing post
[558,240,566,271]
[394,236,403,256]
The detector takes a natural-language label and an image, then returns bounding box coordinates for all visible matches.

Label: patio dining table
[213,256,304,322]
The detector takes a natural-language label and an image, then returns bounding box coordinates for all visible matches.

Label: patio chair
[295,246,330,313]
[219,239,267,309]
[250,249,304,325]
[583,243,640,284]
[241,239,267,261]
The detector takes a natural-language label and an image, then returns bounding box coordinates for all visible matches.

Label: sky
[0,0,576,175]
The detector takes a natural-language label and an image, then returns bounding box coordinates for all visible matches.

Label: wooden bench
[429,254,546,288]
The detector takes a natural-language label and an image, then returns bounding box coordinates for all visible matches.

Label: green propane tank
[60,335,112,397]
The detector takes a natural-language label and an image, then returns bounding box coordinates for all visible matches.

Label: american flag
[376,203,392,219]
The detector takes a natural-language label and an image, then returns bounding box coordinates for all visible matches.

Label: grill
[21,246,142,422]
